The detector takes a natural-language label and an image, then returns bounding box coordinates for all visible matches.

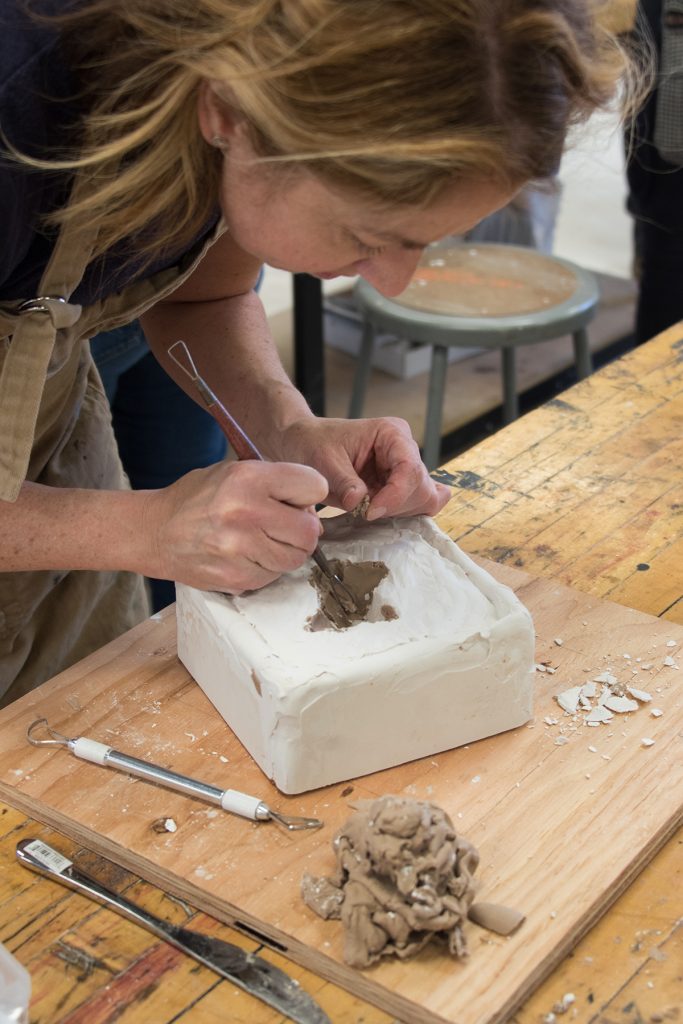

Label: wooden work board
[0,561,681,1024]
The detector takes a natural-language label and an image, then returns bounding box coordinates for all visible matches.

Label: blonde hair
[18,0,636,263]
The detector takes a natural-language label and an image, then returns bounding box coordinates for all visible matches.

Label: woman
[0,0,629,702]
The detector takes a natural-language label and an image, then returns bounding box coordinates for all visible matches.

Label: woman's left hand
[276,416,452,519]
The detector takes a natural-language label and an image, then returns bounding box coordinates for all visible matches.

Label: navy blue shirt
[0,0,218,304]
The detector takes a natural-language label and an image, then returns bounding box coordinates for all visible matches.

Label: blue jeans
[91,323,227,611]
[633,218,683,346]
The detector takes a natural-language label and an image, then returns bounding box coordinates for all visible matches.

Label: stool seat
[350,243,600,468]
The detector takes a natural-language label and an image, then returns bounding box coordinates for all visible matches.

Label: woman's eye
[356,239,385,256]
[346,230,386,257]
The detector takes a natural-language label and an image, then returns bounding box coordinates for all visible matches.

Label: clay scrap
[307,497,391,630]
[308,558,390,630]
[301,796,524,968]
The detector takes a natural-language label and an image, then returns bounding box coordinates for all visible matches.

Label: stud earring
[211,135,228,149]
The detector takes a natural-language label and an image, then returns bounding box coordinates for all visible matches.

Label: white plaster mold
[176,514,535,794]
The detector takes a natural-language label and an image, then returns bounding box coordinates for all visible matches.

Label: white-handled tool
[27,718,322,831]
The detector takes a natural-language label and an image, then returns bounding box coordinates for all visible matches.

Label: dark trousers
[633,218,683,345]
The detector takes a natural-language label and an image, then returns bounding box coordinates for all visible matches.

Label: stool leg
[348,317,376,418]
[423,345,449,470]
[502,347,518,423]
[573,328,593,379]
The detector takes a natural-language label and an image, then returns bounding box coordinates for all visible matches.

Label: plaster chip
[626,686,652,703]
[555,687,583,715]
[602,695,639,714]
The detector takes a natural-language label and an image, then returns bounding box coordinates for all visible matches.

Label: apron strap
[0,178,97,502]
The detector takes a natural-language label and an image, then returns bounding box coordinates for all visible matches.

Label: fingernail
[367,505,387,521]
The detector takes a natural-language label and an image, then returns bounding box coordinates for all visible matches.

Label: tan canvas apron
[0,188,225,706]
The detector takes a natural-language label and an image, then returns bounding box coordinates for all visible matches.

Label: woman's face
[200,94,516,296]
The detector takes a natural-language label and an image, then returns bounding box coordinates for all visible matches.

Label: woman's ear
[197,80,239,146]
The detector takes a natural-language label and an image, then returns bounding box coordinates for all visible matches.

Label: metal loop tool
[167,339,358,616]
[27,718,322,832]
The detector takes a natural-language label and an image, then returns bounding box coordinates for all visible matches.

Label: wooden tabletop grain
[1,323,681,1024]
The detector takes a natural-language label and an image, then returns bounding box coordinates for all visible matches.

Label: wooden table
[1,324,681,1023]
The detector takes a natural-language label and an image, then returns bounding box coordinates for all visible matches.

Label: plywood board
[0,562,681,1024]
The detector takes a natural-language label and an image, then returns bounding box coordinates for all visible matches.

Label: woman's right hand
[143,460,329,593]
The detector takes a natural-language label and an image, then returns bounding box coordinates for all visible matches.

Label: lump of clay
[308,558,389,630]
[301,796,480,968]
[306,494,390,630]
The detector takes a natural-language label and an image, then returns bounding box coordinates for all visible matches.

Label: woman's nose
[355,249,423,297]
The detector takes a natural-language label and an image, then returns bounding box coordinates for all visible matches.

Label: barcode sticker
[25,840,72,874]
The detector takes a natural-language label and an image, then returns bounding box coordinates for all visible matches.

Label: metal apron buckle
[17,296,67,315]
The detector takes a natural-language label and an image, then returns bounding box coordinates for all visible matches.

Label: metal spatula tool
[167,339,358,616]
[17,838,330,1024]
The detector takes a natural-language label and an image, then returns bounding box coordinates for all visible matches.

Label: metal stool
[350,242,600,469]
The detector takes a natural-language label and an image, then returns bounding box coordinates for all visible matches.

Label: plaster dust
[176,513,535,794]
[301,796,525,968]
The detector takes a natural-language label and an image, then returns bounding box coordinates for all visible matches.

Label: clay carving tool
[17,838,330,1024]
[167,339,358,616]
[27,718,322,831]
